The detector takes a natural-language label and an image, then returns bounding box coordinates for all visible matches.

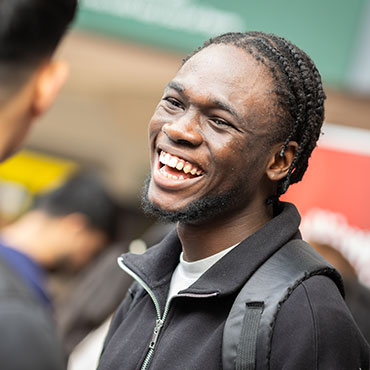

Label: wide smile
[152,150,205,189]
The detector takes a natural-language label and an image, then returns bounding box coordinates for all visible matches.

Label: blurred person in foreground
[0,0,75,161]
[0,171,117,368]
[0,0,77,368]
[98,32,370,370]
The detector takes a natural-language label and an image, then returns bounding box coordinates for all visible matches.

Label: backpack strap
[222,239,344,370]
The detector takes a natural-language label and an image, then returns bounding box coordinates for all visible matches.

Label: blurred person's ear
[31,60,69,117]
[0,61,68,160]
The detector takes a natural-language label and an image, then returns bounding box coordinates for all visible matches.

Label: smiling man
[98,32,370,370]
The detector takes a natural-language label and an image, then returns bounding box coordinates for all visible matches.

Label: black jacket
[98,202,370,370]
[0,257,65,370]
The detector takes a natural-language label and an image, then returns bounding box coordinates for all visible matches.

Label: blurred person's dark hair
[0,0,77,99]
[32,171,119,243]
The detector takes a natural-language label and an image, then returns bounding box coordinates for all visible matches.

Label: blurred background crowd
[0,0,369,368]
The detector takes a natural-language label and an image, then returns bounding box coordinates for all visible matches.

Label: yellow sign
[0,150,79,194]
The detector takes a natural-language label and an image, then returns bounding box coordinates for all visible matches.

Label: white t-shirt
[167,244,239,301]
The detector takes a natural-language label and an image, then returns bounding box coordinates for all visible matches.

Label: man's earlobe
[266,141,298,181]
[31,60,69,117]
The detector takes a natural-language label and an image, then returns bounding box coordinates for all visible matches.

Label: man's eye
[164,97,183,109]
[211,118,234,129]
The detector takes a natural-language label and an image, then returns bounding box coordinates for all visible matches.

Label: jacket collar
[121,202,301,298]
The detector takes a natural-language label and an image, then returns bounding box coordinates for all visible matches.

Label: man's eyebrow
[165,81,185,93]
[212,98,243,123]
[165,81,243,124]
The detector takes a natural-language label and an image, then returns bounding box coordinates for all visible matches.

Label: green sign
[76,0,366,86]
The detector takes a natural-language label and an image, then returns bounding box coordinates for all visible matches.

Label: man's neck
[177,204,273,262]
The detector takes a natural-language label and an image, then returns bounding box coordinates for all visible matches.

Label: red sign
[283,123,370,286]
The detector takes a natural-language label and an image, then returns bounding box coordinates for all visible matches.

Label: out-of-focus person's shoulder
[0,297,65,370]
[0,259,65,370]
[270,275,370,370]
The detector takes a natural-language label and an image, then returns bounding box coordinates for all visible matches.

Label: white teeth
[176,161,184,171]
[159,151,203,177]
[183,163,192,174]
[160,168,184,180]
[168,157,178,168]
[163,153,171,165]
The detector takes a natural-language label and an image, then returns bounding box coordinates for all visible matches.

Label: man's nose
[162,114,203,147]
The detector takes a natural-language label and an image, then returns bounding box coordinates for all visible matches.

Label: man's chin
[141,193,182,224]
[141,174,240,225]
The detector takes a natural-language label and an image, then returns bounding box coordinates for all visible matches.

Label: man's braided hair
[184,31,326,201]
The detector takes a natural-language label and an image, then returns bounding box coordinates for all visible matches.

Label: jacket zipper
[118,256,219,370]
[118,257,171,370]
[140,301,171,370]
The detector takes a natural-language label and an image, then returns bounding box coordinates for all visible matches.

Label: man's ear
[31,60,69,117]
[266,141,298,181]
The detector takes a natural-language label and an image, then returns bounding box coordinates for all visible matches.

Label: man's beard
[141,174,245,224]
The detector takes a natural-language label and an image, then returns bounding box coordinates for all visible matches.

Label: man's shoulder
[0,258,65,369]
[271,275,370,369]
[0,255,55,330]
[0,304,65,370]
[0,255,34,300]
[0,256,52,325]
[276,274,346,326]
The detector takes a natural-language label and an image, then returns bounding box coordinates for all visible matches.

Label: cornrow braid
[183,32,326,201]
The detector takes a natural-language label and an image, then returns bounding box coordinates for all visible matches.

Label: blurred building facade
[1,0,369,283]
[10,0,367,201]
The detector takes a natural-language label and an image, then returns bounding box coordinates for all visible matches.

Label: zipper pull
[149,319,164,349]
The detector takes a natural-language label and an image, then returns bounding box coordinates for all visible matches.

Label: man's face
[144,44,277,224]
